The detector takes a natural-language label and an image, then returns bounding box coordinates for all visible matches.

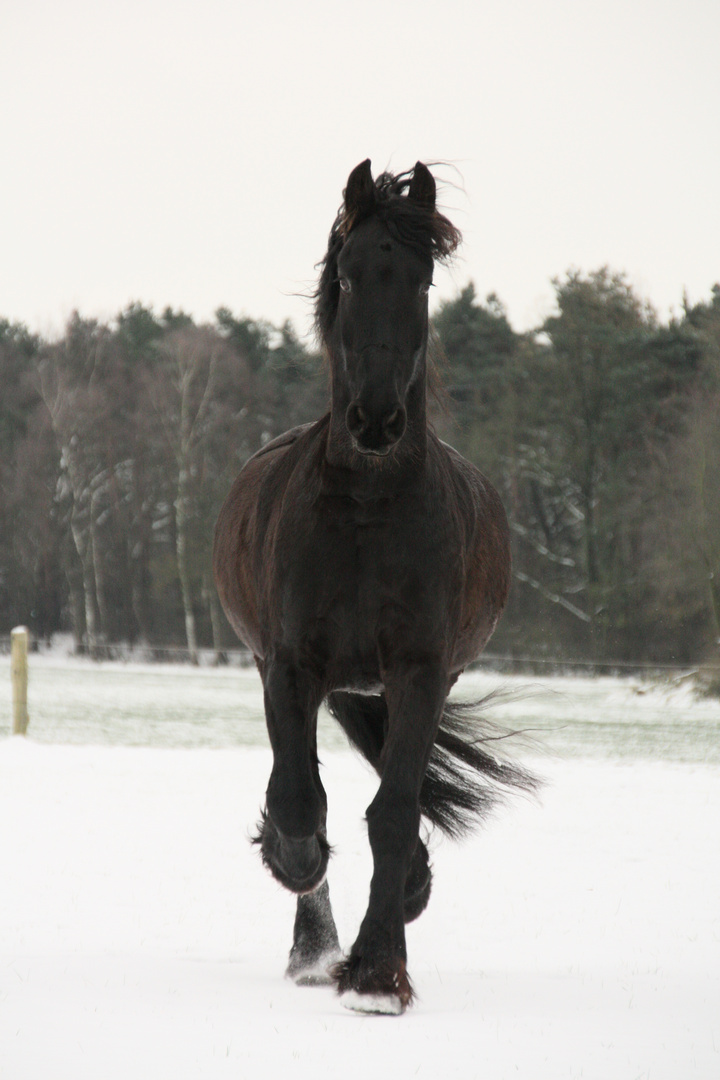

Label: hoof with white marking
[341,990,405,1015]
[287,949,344,987]
[333,953,414,1012]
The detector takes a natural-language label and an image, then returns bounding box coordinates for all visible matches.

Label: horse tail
[423,695,539,839]
[326,691,386,770]
[326,690,539,840]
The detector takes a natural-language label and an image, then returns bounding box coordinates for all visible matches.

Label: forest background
[1,268,719,667]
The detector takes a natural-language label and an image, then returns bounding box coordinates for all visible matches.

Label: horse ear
[344,159,375,218]
[408,162,436,209]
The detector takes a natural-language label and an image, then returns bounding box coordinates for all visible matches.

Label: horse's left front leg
[335,662,447,1014]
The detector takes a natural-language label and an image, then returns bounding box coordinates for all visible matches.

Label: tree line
[1,269,719,665]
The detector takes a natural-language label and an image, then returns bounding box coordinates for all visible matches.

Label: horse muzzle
[345,401,407,455]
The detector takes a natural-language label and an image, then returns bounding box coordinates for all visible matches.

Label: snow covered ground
[1,658,719,1078]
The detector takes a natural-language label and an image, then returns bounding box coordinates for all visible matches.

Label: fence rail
[0,637,255,668]
[2,634,718,681]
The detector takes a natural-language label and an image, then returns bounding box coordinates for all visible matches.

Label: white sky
[1,0,718,341]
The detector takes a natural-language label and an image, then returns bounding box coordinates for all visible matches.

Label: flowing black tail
[326,690,539,840]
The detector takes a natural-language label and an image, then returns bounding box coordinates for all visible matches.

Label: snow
[3,654,720,763]
[1,660,719,1078]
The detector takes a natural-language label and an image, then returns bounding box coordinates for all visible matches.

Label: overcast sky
[2,0,718,341]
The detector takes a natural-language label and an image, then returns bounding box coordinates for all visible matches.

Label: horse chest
[276,495,457,669]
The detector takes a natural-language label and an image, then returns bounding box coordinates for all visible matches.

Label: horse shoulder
[248,422,318,462]
[213,418,328,652]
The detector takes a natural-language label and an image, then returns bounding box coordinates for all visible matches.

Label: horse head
[316,159,461,459]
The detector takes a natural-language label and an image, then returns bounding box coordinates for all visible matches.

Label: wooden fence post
[11,626,29,736]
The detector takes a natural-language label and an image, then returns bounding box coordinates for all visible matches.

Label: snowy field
[1,657,719,1079]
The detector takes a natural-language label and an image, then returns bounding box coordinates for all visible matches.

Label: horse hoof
[277,834,327,893]
[332,954,414,1013]
[341,991,405,1015]
[254,814,330,894]
[286,948,344,987]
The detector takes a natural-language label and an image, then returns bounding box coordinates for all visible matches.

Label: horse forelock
[313,164,461,345]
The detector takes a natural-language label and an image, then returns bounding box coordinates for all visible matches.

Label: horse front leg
[259,655,341,983]
[335,663,447,1014]
[258,655,330,895]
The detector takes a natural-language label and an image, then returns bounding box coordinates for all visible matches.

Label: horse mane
[314,165,462,344]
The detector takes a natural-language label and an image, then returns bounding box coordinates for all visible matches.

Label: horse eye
[339,277,351,294]
[419,282,432,297]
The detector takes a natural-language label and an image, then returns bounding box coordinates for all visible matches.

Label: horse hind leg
[285,735,342,985]
[286,880,343,986]
[327,691,432,924]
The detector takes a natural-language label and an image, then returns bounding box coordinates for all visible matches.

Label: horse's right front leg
[257,654,330,894]
[258,655,341,983]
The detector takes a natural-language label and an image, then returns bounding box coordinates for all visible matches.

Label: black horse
[213,159,535,1014]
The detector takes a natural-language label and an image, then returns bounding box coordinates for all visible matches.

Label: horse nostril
[383,407,406,442]
[385,409,400,431]
[346,404,368,437]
